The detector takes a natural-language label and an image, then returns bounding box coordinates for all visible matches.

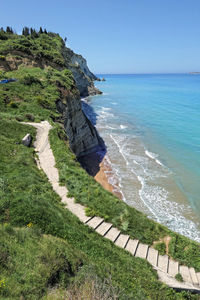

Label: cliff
[56,87,105,157]
[63,47,102,97]
[0,30,104,157]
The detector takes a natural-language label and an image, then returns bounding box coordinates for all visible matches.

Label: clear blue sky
[1,0,200,74]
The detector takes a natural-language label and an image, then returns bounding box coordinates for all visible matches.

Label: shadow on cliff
[78,100,107,177]
[81,100,98,126]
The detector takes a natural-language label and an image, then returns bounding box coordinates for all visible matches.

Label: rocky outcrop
[62,47,102,97]
[0,52,64,72]
[56,95,105,157]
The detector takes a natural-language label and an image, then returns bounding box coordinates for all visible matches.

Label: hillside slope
[0,28,199,299]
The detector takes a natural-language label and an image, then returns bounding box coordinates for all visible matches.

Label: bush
[175,273,183,282]
[0,55,5,61]
[8,101,18,108]
[154,242,166,255]
[25,113,35,121]
[36,96,51,109]
[21,75,42,86]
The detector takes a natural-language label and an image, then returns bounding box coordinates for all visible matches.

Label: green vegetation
[1,119,195,299]
[0,27,66,66]
[0,224,83,299]
[0,30,199,299]
[154,242,167,255]
[0,66,77,123]
[175,274,184,283]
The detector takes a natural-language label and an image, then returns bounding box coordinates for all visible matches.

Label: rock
[22,134,32,147]
[56,96,105,157]
[102,78,106,81]
[62,47,102,97]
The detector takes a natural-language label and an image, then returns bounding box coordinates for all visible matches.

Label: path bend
[24,121,200,294]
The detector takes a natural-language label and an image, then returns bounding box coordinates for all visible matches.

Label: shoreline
[94,156,123,199]
[79,150,123,200]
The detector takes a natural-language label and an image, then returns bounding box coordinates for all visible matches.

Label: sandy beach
[78,152,123,199]
[95,157,123,199]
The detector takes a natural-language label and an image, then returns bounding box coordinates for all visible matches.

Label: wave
[137,175,200,242]
[109,134,129,166]
[145,150,163,166]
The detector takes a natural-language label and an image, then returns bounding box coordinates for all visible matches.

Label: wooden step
[135,243,149,259]
[125,239,139,256]
[147,247,158,267]
[115,234,129,248]
[105,227,121,242]
[157,255,169,273]
[168,259,179,277]
[95,222,112,236]
[86,216,104,229]
[189,268,199,286]
[179,266,192,284]
[196,272,200,286]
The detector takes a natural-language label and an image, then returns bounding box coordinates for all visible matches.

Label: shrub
[154,242,166,255]
[21,75,41,86]
[175,273,183,282]
[8,101,18,108]
[15,116,23,122]
[25,113,35,121]
[0,55,5,61]
[36,96,51,109]
[85,207,96,217]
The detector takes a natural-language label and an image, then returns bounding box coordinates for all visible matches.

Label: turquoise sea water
[85,74,200,242]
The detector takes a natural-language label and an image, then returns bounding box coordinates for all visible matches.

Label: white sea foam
[120,125,128,129]
[101,107,111,111]
[109,134,129,166]
[145,150,163,166]
[137,175,200,242]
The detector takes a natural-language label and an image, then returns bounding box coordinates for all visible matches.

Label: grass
[0,66,78,124]
[154,242,167,255]
[0,118,198,299]
[0,224,83,299]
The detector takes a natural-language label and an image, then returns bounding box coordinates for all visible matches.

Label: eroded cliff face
[56,93,105,157]
[63,47,102,97]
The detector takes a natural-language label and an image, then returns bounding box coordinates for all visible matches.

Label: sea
[83,74,200,242]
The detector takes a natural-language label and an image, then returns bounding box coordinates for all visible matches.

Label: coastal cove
[85,74,200,242]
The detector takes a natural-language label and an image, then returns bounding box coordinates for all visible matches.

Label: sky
[1,0,200,74]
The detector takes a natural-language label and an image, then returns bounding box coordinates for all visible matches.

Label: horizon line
[95,72,198,75]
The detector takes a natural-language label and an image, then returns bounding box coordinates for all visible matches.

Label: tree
[22,27,30,36]
[39,27,43,34]
[30,28,38,38]
[6,26,13,34]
